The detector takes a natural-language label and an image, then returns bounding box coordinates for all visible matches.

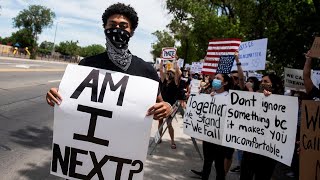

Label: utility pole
[51,22,58,55]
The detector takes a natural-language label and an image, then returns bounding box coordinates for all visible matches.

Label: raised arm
[174,60,182,86]
[235,51,245,90]
[303,51,314,94]
[159,59,166,83]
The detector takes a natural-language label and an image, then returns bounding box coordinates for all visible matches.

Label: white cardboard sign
[184,94,227,145]
[232,38,268,71]
[51,64,158,180]
[161,47,177,60]
[222,90,298,166]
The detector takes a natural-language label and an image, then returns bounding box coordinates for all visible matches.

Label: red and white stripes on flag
[202,38,241,74]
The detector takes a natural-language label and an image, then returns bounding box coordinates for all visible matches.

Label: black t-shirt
[161,79,178,105]
[79,52,160,94]
[308,85,320,100]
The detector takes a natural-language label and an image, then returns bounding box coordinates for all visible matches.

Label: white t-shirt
[213,91,229,97]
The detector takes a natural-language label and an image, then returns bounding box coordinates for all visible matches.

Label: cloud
[0,0,172,61]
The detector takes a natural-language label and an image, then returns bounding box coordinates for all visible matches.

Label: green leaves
[150,30,175,60]
[151,0,320,74]
[13,5,55,37]
[12,5,55,59]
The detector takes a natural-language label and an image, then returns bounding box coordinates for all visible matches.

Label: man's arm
[235,51,245,90]
[146,94,172,120]
[46,88,62,106]
[159,59,165,83]
[303,51,314,94]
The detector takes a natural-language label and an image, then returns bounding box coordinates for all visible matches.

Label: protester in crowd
[177,68,190,111]
[303,50,320,99]
[244,76,260,92]
[230,51,245,90]
[200,75,212,94]
[191,73,234,180]
[46,3,172,121]
[158,58,181,149]
[240,73,283,180]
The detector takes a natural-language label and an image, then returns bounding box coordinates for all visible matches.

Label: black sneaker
[190,169,203,177]
[230,166,241,173]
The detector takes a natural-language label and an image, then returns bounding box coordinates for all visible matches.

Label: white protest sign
[312,70,320,88]
[233,38,268,71]
[190,79,201,94]
[161,47,177,60]
[51,64,158,180]
[184,94,227,144]
[284,68,305,91]
[222,90,298,166]
[191,62,203,74]
[177,58,184,69]
[284,68,320,91]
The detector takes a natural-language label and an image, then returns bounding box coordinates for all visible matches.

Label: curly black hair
[102,3,139,33]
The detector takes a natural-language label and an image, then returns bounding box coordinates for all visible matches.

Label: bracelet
[236,62,242,66]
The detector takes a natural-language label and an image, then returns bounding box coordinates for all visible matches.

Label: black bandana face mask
[104,28,131,49]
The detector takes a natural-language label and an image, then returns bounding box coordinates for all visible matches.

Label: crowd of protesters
[156,50,319,180]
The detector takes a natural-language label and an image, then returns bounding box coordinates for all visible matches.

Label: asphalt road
[0,57,67,180]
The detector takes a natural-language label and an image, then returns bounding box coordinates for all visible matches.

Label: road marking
[0,69,65,72]
[48,80,61,83]
[15,64,30,68]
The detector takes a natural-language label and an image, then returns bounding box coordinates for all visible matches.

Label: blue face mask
[212,79,223,90]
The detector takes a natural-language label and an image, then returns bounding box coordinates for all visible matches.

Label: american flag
[202,38,241,74]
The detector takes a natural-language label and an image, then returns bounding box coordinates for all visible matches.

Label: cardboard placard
[232,38,268,71]
[300,101,320,180]
[222,90,298,166]
[51,64,158,180]
[161,47,177,60]
[310,37,320,58]
[184,93,227,145]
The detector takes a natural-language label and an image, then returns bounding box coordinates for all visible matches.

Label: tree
[150,30,175,61]
[38,41,54,55]
[13,5,55,59]
[79,44,105,57]
[9,28,35,48]
[159,0,320,75]
[55,40,80,56]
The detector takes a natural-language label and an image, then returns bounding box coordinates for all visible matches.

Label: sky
[0,0,172,62]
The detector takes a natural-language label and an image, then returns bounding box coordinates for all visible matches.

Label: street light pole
[51,22,58,55]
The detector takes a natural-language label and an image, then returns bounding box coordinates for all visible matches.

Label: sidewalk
[144,113,240,180]
[144,113,297,180]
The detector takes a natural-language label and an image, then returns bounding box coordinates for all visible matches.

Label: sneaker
[230,166,241,173]
[190,169,202,177]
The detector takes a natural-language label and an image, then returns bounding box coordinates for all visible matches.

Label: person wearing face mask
[244,76,260,92]
[46,3,172,129]
[240,73,283,180]
[191,73,234,180]
[157,58,180,149]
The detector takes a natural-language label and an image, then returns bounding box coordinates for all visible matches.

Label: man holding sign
[46,3,172,180]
